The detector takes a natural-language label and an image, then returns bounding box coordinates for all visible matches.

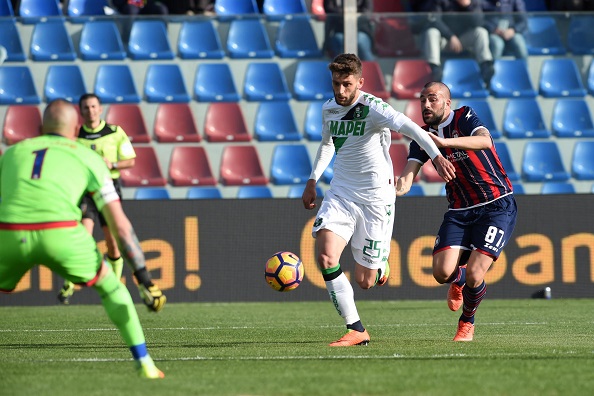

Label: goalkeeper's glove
[138,283,166,312]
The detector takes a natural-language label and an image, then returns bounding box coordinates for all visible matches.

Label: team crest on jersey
[353,105,369,120]
[452,130,459,138]
[314,217,323,227]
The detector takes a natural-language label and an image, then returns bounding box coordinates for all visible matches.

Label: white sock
[326,272,360,325]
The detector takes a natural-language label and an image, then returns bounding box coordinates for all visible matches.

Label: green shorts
[0,223,102,292]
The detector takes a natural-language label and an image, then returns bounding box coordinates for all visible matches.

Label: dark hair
[78,93,101,108]
[423,81,452,99]
[328,53,362,77]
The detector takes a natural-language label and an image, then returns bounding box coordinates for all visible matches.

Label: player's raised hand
[302,179,318,210]
[138,283,166,312]
[432,155,456,182]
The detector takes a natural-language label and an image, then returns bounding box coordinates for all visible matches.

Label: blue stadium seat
[214,0,259,21]
[275,15,322,58]
[494,142,519,182]
[237,186,273,199]
[194,63,240,102]
[288,184,323,198]
[263,0,307,21]
[67,0,108,23]
[30,20,76,61]
[19,0,63,24]
[571,141,594,180]
[0,0,14,16]
[521,141,569,182]
[270,144,312,185]
[0,66,40,104]
[541,182,576,195]
[94,65,140,104]
[512,183,525,195]
[525,16,566,56]
[187,187,222,199]
[567,15,594,55]
[178,20,224,59]
[524,0,547,11]
[144,64,189,103]
[457,99,501,139]
[79,20,126,60]
[589,60,594,96]
[227,19,274,59]
[403,185,424,197]
[244,62,291,101]
[321,155,336,184]
[539,58,586,98]
[254,101,301,141]
[442,59,489,99]
[44,65,87,103]
[490,60,536,98]
[128,20,174,60]
[304,100,324,141]
[293,60,333,101]
[551,99,594,138]
[0,20,25,61]
[502,98,550,139]
[134,187,171,200]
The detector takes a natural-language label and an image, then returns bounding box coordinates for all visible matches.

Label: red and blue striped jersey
[408,106,513,210]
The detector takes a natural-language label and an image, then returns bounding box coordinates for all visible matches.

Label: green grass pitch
[1,299,593,395]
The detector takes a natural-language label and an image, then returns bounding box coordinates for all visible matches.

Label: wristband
[112,162,118,170]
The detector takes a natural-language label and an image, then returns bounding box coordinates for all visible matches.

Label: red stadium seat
[422,161,443,182]
[373,0,405,12]
[2,105,41,145]
[389,144,419,182]
[120,146,166,187]
[105,104,150,143]
[392,59,432,100]
[154,103,201,143]
[404,100,424,127]
[374,17,419,57]
[362,61,389,101]
[168,146,216,186]
[219,145,268,186]
[204,102,251,142]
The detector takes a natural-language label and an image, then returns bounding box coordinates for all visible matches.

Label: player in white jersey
[302,53,456,346]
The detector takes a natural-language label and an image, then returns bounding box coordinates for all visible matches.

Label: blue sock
[130,343,148,360]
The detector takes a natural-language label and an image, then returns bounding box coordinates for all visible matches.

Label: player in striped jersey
[397,81,518,341]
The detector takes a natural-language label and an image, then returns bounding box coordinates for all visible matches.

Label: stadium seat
[178,20,224,59]
[571,141,594,180]
[244,62,291,101]
[194,63,240,102]
[227,19,274,59]
[293,60,333,101]
[288,184,323,198]
[391,59,432,100]
[187,186,222,199]
[30,20,76,61]
[154,103,200,143]
[494,142,519,182]
[589,60,594,96]
[403,185,424,197]
[442,59,489,98]
[490,60,536,98]
[524,0,547,11]
[67,0,108,22]
[512,183,525,195]
[457,99,501,139]
[168,146,216,186]
[105,104,150,143]
[2,105,41,145]
[79,20,126,60]
[567,15,594,55]
[421,161,443,183]
[551,98,594,138]
[275,15,322,58]
[119,146,167,187]
[540,182,575,195]
[538,58,587,98]
[525,16,566,56]
[220,145,268,185]
[128,20,174,60]
[214,0,259,21]
[254,101,301,141]
[0,20,25,62]
[263,0,307,20]
[144,64,190,103]
[362,61,389,101]
[389,144,419,182]
[373,0,405,12]
[204,102,251,142]
[0,66,40,105]
[403,100,424,126]
[19,0,62,24]
[44,65,87,103]
[502,98,550,139]
[521,141,569,182]
[0,0,14,16]
[304,101,324,141]
[237,185,273,199]
[134,187,170,200]
[94,65,140,104]
[374,17,419,57]
[321,155,335,184]
[270,144,312,185]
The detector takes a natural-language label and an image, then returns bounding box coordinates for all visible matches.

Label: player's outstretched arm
[302,179,318,209]
[397,161,422,197]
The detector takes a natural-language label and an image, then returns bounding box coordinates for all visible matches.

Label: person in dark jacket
[482,0,528,60]
[323,0,376,61]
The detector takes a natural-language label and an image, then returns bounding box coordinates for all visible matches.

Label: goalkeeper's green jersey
[0,134,118,224]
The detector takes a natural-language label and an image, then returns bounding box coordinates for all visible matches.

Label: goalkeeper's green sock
[106,255,124,279]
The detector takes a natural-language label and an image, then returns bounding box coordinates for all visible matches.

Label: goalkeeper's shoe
[377,262,390,286]
[57,281,75,304]
[138,283,166,312]
[136,358,165,379]
[329,329,370,347]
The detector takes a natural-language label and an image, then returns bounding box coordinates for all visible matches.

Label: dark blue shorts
[433,194,517,260]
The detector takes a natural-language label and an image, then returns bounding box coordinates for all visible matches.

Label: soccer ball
[265,251,304,292]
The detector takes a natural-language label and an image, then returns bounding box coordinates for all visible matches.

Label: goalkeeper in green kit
[0,99,166,378]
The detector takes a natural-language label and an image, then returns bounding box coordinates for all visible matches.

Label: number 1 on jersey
[31,148,48,179]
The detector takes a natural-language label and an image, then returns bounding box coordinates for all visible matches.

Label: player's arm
[428,127,492,151]
[303,113,334,210]
[396,160,423,197]
[107,158,135,170]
